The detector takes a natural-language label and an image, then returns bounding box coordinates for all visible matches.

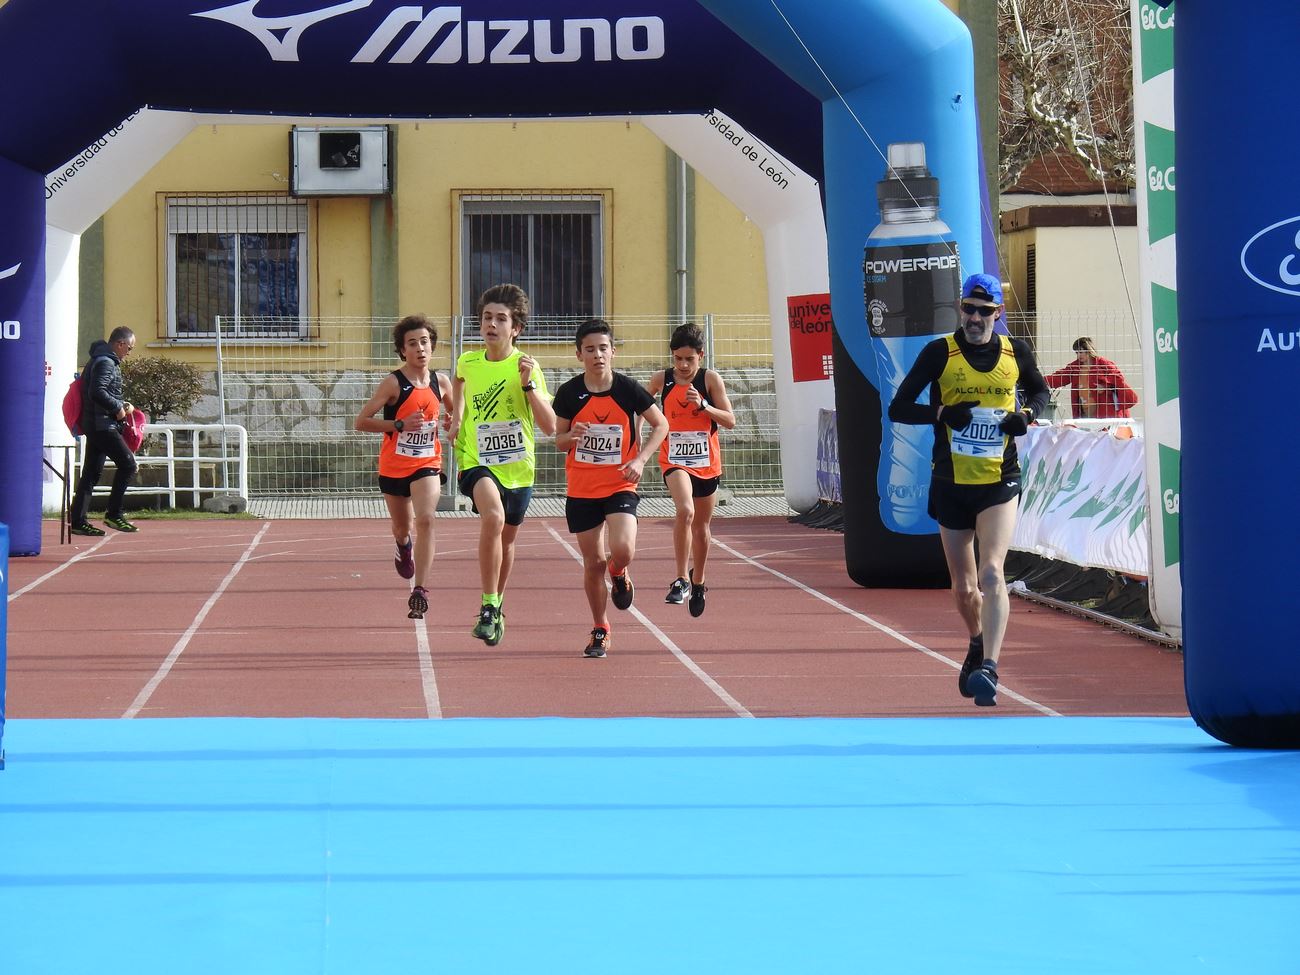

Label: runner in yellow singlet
[446,284,556,646]
[888,274,1049,707]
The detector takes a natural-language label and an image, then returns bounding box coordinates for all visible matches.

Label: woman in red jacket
[1045,337,1138,419]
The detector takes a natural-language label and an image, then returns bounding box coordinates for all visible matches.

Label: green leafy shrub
[122,356,205,421]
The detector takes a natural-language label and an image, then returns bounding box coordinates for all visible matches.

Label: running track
[5,517,1187,720]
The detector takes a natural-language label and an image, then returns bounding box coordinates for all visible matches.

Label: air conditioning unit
[291,125,392,196]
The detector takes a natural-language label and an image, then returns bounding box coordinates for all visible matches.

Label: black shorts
[565,492,640,534]
[927,478,1020,532]
[378,467,444,498]
[663,469,721,499]
[458,466,534,527]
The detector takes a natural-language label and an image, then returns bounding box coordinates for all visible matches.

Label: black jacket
[81,340,126,434]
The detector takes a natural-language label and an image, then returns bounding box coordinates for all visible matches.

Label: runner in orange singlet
[645,323,735,617]
[552,319,668,658]
[354,314,454,619]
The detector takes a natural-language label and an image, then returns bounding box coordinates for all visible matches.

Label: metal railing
[82,423,249,508]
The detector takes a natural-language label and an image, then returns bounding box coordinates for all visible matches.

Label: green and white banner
[1132,0,1180,636]
[1013,426,1149,577]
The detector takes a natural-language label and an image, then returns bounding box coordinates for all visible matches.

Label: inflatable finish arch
[1149,0,1300,747]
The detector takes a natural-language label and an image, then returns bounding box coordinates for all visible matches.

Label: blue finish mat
[1,717,1297,974]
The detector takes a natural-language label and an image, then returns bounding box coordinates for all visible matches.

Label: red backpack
[61,356,107,438]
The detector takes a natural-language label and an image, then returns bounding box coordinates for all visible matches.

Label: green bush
[122,356,205,421]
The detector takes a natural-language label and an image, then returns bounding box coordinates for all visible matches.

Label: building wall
[95,120,770,365]
[1001,221,1145,420]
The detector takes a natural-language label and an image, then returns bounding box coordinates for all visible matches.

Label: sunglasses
[960,303,999,318]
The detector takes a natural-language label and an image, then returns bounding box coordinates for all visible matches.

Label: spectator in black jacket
[70,326,140,535]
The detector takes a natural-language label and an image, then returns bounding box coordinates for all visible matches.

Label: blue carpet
[1,717,1297,974]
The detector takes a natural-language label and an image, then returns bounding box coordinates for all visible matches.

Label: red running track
[5,517,1187,719]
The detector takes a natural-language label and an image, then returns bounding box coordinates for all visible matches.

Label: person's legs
[688,492,717,583]
[575,522,610,630]
[939,526,981,639]
[961,496,1018,706]
[409,474,441,590]
[471,475,507,596]
[606,511,638,610]
[498,523,521,595]
[383,493,414,553]
[940,521,985,699]
[70,436,109,526]
[665,470,694,581]
[972,497,1018,664]
[101,430,138,521]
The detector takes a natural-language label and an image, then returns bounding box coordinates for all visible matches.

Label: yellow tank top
[936,334,1019,485]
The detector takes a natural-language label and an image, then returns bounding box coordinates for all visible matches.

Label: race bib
[667,430,711,468]
[476,419,526,466]
[950,407,1007,458]
[396,423,439,459]
[576,423,624,465]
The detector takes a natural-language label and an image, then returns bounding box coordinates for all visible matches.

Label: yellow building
[84,120,770,369]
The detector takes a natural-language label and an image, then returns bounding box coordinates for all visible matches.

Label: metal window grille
[166,194,309,340]
[461,193,603,338]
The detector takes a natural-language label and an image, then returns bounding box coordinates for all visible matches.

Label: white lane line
[544,523,753,718]
[7,535,114,601]
[712,537,1062,717]
[122,522,272,719]
[413,611,442,719]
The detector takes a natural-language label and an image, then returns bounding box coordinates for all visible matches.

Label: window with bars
[166,195,309,340]
[460,194,603,337]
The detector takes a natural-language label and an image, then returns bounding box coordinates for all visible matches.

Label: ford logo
[1241,216,1300,297]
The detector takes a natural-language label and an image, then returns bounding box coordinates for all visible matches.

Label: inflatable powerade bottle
[862,142,961,533]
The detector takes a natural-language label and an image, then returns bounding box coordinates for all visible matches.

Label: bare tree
[998,0,1135,193]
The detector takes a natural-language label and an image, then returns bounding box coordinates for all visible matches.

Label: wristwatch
[521,382,537,393]
[393,418,404,432]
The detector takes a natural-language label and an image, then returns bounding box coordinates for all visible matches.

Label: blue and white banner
[1014,425,1149,578]
[815,408,841,503]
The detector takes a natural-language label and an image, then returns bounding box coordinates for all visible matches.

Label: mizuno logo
[0,263,19,281]
[193,2,666,65]
[194,0,372,62]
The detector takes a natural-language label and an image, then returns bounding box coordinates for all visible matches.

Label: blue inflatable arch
[1147,0,1299,748]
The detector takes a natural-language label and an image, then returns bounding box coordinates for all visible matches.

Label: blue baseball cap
[961,273,1003,306]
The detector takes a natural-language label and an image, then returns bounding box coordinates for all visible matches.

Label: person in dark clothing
[69,326,139,535]
[888,274,1049,707]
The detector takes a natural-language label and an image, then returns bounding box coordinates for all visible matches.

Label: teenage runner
[645,323,735,617]
[355,314,453,620]
[447,283,556,646]
[553,319,669,658]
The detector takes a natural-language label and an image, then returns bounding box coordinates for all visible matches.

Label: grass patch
[44,509,257,522]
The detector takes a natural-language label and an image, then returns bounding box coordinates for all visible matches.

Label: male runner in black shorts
[888,273,1049,706]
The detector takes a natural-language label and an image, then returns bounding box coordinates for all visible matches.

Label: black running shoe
[487,609,505,647]
[967,660,999,707]
[394,537,415,579]
[610,571,634,611]
[688,568,707,618]
[665,577,689,605]
[407,586,429,620]
[104,516,138,533]
[471,604,496,642]
[959,634,984,698]
[583,627,609,658]
[70,522,106,537]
